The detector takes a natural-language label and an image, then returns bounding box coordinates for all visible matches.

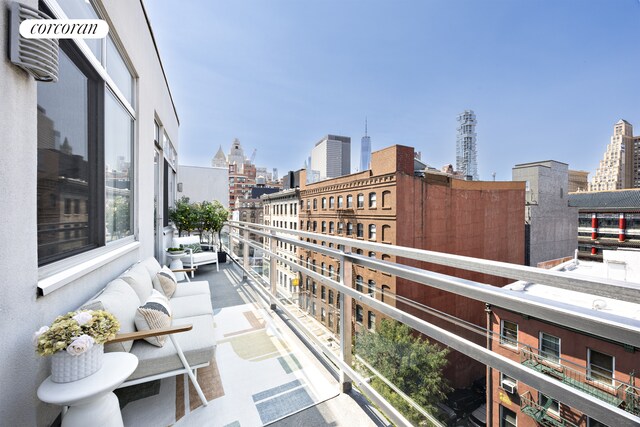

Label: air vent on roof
[9,2,59,82]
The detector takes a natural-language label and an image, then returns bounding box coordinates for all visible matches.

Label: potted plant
[168,196,198,236]
[34,310,120,383]
[199,200,228,262]
[166,247,185,255]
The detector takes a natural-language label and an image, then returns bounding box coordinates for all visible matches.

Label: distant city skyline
[145,0,640,181]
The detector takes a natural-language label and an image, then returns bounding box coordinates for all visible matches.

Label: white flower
[66,335,95,356]
[72,311,93,326]
[32,326,49,346]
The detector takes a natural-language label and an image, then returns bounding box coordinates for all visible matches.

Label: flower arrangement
[167,247,185,253]
[34,310,120,357]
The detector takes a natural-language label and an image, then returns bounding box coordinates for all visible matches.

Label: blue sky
[145,0,640,181]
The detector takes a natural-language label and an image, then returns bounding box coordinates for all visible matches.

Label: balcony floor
[117,261,389,427]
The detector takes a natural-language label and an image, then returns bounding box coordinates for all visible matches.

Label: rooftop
[504,250,640,320]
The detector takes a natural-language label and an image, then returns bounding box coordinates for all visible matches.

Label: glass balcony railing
[221,220,640,427]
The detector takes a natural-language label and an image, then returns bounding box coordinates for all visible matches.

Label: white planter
[50,343,104,383]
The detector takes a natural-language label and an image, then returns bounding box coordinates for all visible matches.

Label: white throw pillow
[155,266,178,298]
[134,290,172,347]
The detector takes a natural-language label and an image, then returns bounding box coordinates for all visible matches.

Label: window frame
[369,192,377,208]
[500,319,518,349]
[539,332,561,364]
[588,348,615,386]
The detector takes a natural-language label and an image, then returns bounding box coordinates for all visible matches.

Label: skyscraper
[310,134,351,181]
[589,119,637,191]
[456,110,479,180]
[360,119,371,172]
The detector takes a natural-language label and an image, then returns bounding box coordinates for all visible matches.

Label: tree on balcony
[356,319,450,424]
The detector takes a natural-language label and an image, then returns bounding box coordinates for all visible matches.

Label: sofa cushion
[121,263,154,303]
[81,278,140,353]
[172,280,211,298]
[181,251,217,265]
[155,266,177,298]
[138,257,162,278]
[135,290,172,347]
[170,294,214,318]
[127,314,216,381]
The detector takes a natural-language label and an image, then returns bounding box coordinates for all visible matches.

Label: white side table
[38,352,138,427]
[166,251,187,281]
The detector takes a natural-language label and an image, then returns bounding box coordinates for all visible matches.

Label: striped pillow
[134,290,172,347]
[155,266,177,298]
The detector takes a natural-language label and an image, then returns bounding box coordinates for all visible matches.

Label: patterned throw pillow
[155,266,177,298]
[134,290,172,347]
[180,242,202,253]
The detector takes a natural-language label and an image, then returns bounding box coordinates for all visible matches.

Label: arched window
[381,285,390,303]
[313,199,317,210]
[322,197,327,209]
[347,222,353,235]
[329,264,334,279]
[337,222,344,234]
[357,193,364,208]
[355,275,363,292]
[382,224,391,242]
[329,196,335,209]
[357,223,364,238]
[355,305,363,324]
[368,279,376,297]
[329,221,334,233]
[369,224,377,240]
[313,221,317,231]
[321,262,325,275]
[346,194,353,208]
[322,221,327,232]
[369,192,377,208]
[382,190,391,208]
[337,196,343,208]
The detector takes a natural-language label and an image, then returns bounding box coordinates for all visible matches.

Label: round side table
[38,352,138,427]
[166,251,187,281]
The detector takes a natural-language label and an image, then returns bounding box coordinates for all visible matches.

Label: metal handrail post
[270,230,277,309]
[339,246,353,392]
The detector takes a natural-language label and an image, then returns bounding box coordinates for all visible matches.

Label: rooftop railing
[222,220,640,427]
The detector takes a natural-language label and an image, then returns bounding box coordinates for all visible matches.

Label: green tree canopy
[356,319,450,423]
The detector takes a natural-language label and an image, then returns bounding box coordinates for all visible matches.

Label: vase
[50,343,104,383]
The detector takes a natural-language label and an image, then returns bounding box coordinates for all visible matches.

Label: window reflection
[37,49,91,264]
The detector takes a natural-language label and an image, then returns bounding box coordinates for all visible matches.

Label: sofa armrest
[108,324,193,344]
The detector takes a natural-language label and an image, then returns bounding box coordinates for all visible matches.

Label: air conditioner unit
[501,379,517,394]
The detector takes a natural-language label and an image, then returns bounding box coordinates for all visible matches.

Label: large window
[346,194,353,208]
[540,332,561,363]
[357,193,364,208]
[539,393,559,416]
[357,223,364,238]
[588,349,614,385]
[37,46,99,265]
[369,224,377,240]
[369,192,377,208]
[104,91,133,242]
[500,320,518,348]
[37,4,135,267]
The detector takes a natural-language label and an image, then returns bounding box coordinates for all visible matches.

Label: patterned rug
[120,303,339,426]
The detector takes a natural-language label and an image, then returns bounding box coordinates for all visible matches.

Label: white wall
[178,165,229,208]
[0,1,179,425]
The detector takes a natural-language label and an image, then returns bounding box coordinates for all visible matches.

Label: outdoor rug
[120,302,339,426]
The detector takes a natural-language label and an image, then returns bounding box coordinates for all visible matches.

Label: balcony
[519,391,578,427]
[218,221,640,427]
[520,347,639,416]
[118,261,384,426]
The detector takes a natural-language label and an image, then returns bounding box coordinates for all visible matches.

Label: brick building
[489,251,640,427]
[298,145,525,387]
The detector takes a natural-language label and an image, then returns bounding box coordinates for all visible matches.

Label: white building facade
[456,110,479,180]
[178,165,229,208]
[0,1,179,424]
[262,189,300,299]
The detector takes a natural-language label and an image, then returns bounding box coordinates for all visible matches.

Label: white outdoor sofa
[173,235,219,276]
[79,256,215,406]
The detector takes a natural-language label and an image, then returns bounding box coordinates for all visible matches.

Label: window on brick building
[369,192,377,208]
[500,320,518,348]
